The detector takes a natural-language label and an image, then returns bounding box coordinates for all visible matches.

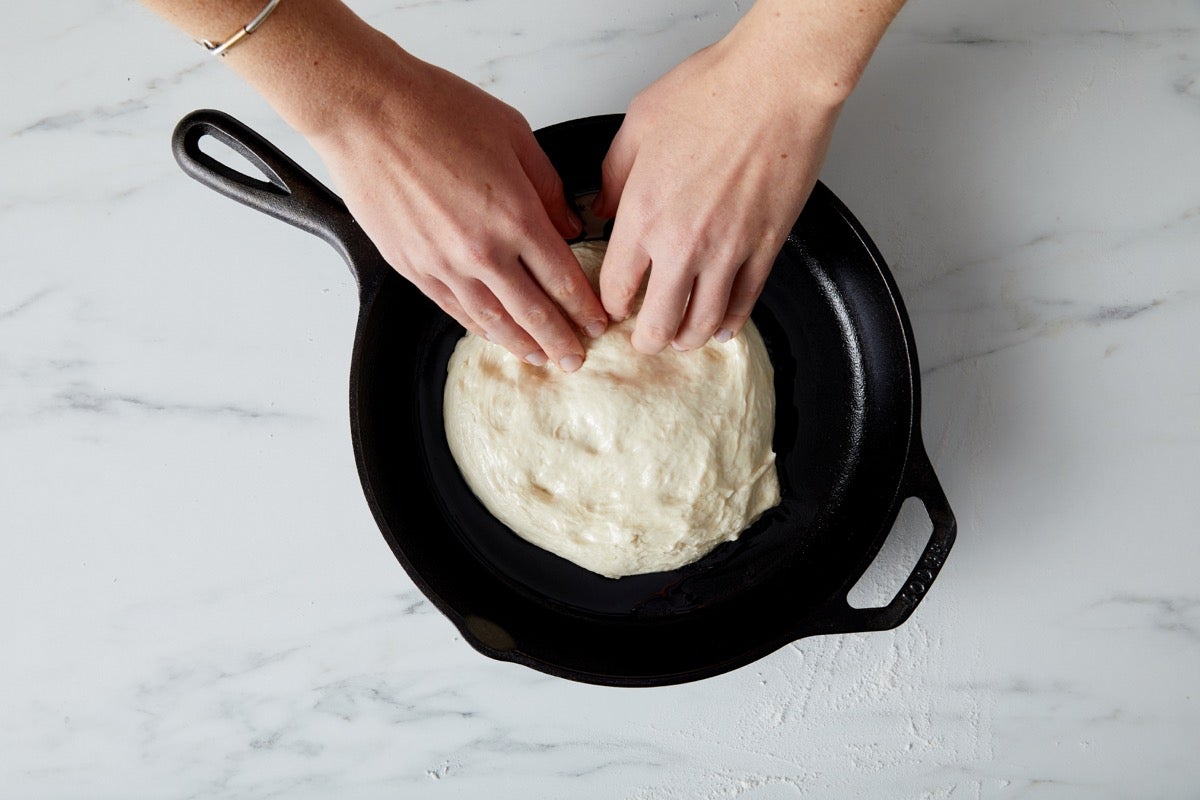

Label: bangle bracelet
[197,0,283,57]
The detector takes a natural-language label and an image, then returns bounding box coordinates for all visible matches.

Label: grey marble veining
[2,0,1199,798]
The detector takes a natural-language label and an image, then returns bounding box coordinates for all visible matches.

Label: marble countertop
[3,0,1198,797]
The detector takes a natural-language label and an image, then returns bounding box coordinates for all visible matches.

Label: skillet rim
[348,119,941,685]
[169,109,953,687]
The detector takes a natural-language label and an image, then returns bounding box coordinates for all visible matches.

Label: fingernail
[484,331,495,342]
[714,328,734,343]
[608,311,628,323]
[559,354,583,372]
[584,321,606,338]
[568,211,584,237]
[671,341,688,352]
[525,351,548,366]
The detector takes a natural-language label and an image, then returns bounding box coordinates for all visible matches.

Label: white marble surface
[3,0,1198,797]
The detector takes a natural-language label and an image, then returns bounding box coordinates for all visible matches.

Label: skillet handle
[172,109,385,294]
[814,445,957,635]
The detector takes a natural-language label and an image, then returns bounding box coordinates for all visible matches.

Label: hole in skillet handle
[196,129,284,193]
[846,496,931,609]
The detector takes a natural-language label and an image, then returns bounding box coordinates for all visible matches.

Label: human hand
[594,2,868,354]
[308,41,607,370]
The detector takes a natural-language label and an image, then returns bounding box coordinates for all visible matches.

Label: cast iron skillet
[172,109,955,687]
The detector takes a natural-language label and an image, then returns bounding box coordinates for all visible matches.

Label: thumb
[514,133,582,239]
[593,122,637,219]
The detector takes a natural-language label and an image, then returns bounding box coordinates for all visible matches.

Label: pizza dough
[443,240,779,579]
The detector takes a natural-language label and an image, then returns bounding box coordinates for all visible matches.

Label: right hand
[307,43,607,371]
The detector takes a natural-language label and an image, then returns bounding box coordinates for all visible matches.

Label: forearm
[137,0,408,138]
[730,0,905,104]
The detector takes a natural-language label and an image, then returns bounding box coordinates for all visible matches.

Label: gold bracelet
[197,0,283,57]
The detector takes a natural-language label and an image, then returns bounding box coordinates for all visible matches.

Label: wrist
[726,0,902,106]
[218,0,414,141]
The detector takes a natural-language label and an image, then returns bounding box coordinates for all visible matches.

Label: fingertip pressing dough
[443,240,780,579]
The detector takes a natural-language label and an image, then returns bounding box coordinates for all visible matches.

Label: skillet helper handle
[816,446,957,635]
[172,109,385,293]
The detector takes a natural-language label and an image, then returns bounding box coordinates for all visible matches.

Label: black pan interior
[350,116,917,683]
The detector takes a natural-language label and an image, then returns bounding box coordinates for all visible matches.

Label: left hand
[594,10,847,354]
